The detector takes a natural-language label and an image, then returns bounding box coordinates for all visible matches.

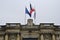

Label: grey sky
[0,0,60,25]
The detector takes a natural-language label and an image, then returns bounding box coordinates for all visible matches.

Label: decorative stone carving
[27,19,33,26]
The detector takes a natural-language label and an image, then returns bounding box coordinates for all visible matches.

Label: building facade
[0,19,60,40]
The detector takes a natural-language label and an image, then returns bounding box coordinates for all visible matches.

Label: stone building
[0,19,60,40]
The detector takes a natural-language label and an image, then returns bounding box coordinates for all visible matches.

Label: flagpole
[34,10,36,24]
[25,7,26,24]
[34,5,36,24]
[25,12,26,24]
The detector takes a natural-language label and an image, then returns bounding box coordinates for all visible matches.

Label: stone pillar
[52,34,55,40]
[5,34,8,40]
[41,34,44,40]
[17,33,20,40]
[38,34,40,40]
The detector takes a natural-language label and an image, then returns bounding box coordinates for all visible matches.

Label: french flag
[25,4,36,19]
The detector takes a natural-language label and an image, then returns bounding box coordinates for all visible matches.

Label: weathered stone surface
[0,19,60,40]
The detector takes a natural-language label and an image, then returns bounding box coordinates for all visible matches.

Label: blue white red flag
[25,3,36,19]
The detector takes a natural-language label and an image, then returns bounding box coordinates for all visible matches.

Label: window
[9,34,17,40]
[56,34,60,40]
[44,34,52,40]
[0,36,4,40]
[23,38,38,40]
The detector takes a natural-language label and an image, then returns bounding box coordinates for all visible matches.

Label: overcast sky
[0,0,60,25]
